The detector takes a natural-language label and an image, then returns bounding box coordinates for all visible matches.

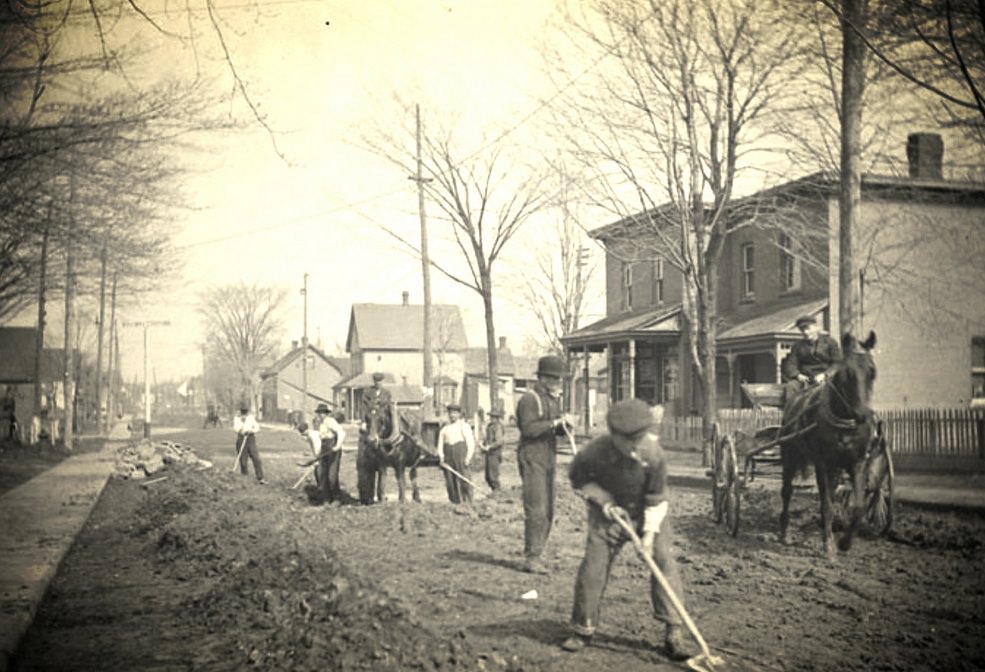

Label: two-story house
[563,133,985,414]
[259,343,349,421]
[336,292,468,413]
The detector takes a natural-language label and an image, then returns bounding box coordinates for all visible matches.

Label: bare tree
[199,283,287,412]
[550,0,809,442]
[363,104,552,414]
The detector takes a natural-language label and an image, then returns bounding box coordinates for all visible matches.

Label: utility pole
[123,320,170,438]
[94,242,107,433]
[411,104,435,416]
[34,220,49,420]
[104,271,118,433]
[301,272,309,423]
[62,176,76,452]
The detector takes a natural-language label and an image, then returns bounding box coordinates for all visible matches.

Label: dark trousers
[442,441,472,504]
[571,505,685,637]
[236,433,263,480]
[517,443,556,560]
[484,447,502,490]
[317,447,342,502]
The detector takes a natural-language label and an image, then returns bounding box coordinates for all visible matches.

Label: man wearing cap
[516,354,571,574]
[782,314,842,414]
[561,399,695,661]
[436,403,476,503]
[359,372,392,432]
[233,403,265,484]
[312,402,347,503]
[481,409,506,492]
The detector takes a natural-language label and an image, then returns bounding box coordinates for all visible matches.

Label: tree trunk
[839,0,867,337]
[95,244,107,433]
[105,271,118,433]
[481,275,500,416]
[62,187,75,452]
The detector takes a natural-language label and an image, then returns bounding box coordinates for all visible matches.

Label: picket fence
[659,407,985,459]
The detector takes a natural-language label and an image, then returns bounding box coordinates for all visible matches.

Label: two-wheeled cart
[709,383,895,538]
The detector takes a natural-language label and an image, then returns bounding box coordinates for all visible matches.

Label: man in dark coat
[359,372,392,432]
[516,354,570,574]
[562,399,695,661]
[782,314,842,414]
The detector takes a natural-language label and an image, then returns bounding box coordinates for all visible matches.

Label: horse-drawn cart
[709,382,895,539]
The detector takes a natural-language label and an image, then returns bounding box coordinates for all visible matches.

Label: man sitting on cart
[782,314,842,418]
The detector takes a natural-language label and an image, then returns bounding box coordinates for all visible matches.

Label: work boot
[664,626,696,661]
[522,556,548,575]
[561,634,591,652]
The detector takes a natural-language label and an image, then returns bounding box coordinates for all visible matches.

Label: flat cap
[607,399,653,436]
[372,372,385,382]
[446,403,462,411]
[315,403,330,414]
[489,409,503,418]
[795,314,817,328]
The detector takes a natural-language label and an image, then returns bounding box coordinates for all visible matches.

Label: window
[973,337,985,400]
[621,262,633,311]
[779,233,801,291]
[651,257,664,305]
[741,243,755,298]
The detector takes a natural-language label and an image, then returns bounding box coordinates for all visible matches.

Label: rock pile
[114,439,213,479]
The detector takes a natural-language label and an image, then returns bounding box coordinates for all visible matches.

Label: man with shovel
[562,398,696,662]
[233,403,265,485]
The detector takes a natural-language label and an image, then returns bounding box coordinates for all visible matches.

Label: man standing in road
[313,403,346,503]
[562,399,695,661]
[233,403,265,484]
[516,354,570,574]
[481,409,506,492]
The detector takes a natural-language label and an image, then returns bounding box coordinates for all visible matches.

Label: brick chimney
[401,291,409,306]
[499,336,507,349]
[291,340,298,350]
[906,133,943,179]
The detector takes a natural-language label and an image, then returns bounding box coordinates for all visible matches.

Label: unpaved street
[11,424,985,671]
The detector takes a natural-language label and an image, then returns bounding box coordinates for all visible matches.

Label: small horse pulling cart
[709,378,895,541]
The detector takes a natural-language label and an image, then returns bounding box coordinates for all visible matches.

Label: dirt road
[11,424,985,671]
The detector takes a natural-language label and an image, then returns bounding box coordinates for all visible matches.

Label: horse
[357,402,432,504]
[779,330,877,557]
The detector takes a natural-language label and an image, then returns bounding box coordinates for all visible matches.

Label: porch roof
[561,304,682,350]
[717,299,828,347]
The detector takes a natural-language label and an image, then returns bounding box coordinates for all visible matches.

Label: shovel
[439,462,479,489]
[231,434,248,472]
[612,514,726,672]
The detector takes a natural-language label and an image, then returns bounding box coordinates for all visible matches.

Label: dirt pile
[132,466,516,671]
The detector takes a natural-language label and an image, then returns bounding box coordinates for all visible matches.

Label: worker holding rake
[233,403,265,485]
[563,398,696,662]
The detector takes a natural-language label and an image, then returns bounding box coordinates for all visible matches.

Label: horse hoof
[837,537,854,552]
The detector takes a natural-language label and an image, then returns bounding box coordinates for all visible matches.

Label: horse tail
[781,439,811,481]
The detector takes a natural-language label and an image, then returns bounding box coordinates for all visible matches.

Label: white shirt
[316,415,346,452]
[234,414,259,434]
[303,428,322,457]
[437,418,476,462]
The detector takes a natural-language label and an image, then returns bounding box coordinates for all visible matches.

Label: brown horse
[357,403,431,504]
[779,331,877,557]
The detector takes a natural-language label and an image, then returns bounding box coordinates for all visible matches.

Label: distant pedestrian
[233,404,265,484]
[437,403,476,504]
[516,354,571,574]
[481,409,506,492]
[313,403,346,503]
[561,399,695,661]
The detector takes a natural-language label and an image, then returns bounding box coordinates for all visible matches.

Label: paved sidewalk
[0,441,119,672]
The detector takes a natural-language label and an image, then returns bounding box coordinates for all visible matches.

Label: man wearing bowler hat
[516,354,572,574]
[782,314,842,415]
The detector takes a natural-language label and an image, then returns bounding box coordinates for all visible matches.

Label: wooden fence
[659,407,985,459]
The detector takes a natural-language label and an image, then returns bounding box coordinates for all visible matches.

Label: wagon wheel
[709,423,723,523]
[864,436,895,536]
[721,434,741,537]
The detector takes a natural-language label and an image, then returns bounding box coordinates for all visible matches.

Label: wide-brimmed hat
[607,399,652,436]
[536,355,566,378]
[372,372,385,382]
[315,403,330,414]
[795,314,817,328]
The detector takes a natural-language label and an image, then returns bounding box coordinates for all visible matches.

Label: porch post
[583,348,591,432]
[774,343,784,384]
[726,350,736,408]
[628,339,636,401]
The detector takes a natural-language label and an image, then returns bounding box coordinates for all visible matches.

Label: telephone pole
[123,320,170,438]
[411,104,435,416]
[301,272,309,422]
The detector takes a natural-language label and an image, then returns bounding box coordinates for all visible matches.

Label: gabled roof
[345,303,468,352]
[261,344,343,378]
[332,371,424,404]
[464,347,516,376]
[561,304,683,348]
[717,299,829,343]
